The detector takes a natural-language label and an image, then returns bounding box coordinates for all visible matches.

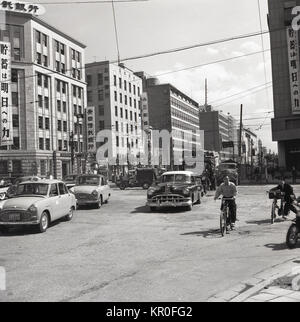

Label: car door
[49,183,62,220]
[100,177,109,202]
[190,176,198,202]
[58,182,71,217]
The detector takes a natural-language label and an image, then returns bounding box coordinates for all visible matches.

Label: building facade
[0,10,87,179]
[145,83,202,170]
[85,62,143,174]
[199,110,238,161]
[268,0,300,170]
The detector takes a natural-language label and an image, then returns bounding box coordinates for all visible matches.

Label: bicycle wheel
[220,211,226,237]
[226,207,232,231]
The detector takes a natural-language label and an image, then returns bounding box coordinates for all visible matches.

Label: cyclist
[214,176,238,228]
[270,178,297,219]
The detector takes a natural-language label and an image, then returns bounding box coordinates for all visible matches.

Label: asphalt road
[0,185,300,302]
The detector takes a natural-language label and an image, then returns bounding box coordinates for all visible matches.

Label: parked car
[146,171,202,211]
[70,174,111,209]
[6,176,41,198]
[117,168,157,190]
[0,178,13,200]
[0,180,76,233]
[63,174,78,189]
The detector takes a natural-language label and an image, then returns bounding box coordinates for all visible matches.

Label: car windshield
[77,176,100,186]
[162,174,191,183]
[64,175,76,181]
[15,183,49,196]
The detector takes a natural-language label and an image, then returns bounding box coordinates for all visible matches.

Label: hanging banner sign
[0,41,12,146]
[0,1,46,16]
[86,106,96,153]
[287,27,300,114]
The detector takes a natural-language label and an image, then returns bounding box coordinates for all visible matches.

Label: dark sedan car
[146,171,202,211]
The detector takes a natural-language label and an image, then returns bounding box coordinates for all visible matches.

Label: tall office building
[85,62,143,173]
[0,8,87,179]
[268,0,300,169]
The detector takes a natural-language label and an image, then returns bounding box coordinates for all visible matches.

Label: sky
[38,0,276,152]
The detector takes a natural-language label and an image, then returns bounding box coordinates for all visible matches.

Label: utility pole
[204,78,208,111]
[238,104,243,182]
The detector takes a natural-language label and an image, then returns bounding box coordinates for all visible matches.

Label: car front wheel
[37,212,49,233]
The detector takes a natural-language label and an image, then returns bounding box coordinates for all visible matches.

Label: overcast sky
[39,0,276,151]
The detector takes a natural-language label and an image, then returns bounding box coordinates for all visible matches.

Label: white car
[70,174,111,209]
[0,180,77,233]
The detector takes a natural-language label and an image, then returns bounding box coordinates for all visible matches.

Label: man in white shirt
[214,176,238,227]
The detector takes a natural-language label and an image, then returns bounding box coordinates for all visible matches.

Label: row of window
[170,97,199,118]
[172,119,199,133]
[115,121,138,134]
[115,136,139,149]
[38,138,82,152]
[0,25,23,61]
[113,75,140,96]
[171,109,199,127]
[114,91,140,107]
[114,106,138,121]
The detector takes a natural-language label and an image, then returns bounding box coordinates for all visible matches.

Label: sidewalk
[209,257,300,302]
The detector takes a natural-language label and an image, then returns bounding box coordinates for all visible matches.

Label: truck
[215,160,239,186]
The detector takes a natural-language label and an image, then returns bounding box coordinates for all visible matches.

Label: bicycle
[268,190,291,224]
[220,197,235,237]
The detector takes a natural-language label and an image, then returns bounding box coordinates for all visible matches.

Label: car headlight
[28,204,37,213]
[183,188,190,196]
[0,193,5,200]
[92,190,98,196]
[147,188,156,196]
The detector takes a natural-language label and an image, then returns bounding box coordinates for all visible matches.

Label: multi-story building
[85,62,143,173]
[144,83,202,170]
[199,110,238,161]
[268,0,300,170]
[0,9,87,179]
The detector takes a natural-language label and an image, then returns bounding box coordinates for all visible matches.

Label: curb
[208,257,300,302]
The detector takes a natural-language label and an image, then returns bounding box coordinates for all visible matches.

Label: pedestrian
[292,166,297,184]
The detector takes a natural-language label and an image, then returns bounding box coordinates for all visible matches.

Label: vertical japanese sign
[86,106,96,153]
[287,27,300,114]
[0,41,12,146]
[141,92,149,131]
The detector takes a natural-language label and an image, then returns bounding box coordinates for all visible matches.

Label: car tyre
[119,183,126,190]
[0,225,9,234]
[65,207,74,221]
[37,212,49,233]
[96,196,103,209]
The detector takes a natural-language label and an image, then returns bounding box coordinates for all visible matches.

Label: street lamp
[74,113,84,174]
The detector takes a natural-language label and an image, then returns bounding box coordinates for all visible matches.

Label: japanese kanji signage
[0,1,45,15]
[86,106,96,153]
[287,27,300,114]
[0,41,12,146]
[141,92,149,131]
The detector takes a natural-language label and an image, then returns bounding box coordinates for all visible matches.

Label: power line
[39,0,149,4]
[111,0,121,64]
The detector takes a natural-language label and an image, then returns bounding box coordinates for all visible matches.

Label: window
[12,114,19,127]
[43,34,47,46]
[71,49,76,60]
[73,104,77,115]
[115,121,119,132]
[38,116,43,129]
[37,73,42,86]
[130,111,133,121]
[116,136,119,147]
[78,88,82,99]
[44,97,49,109]
[61,63,65,74]
[76,51,81,63]
[44,76,48,88]
[43,55,48,67]
[129,97,132,107]
[39,138,44,150]
[138,87,140,96]
[129,82,131,93]
[134,112,137,122]
[36,30,41,44]
[63,102,67,113]
[99,120,105,130]
[55,40,60,53]
[119,77,122,89]
[114,91,117,101]
[63,121,67,132]
[114,75,117,86]
[134,99,136,109]
[56,61,60,72]
[99,105,104,116]
[131,124,133,133]
[58,183,67,195]
[87,91,92,102]
[38,95,43,108]
[62,82,66,94]
[124,80,127,91]
[115,106,118,117]
[98,89,104,101]
[125,109,128,119]
[125,95,127,105]
[57,100,61,112]
[45,118,50,130]
[60,44,65,55]
[119,93,122,103]
[57,120,62,131]
[56,80,60,92]
[120,108,123,118]
[12,137,20,150]
[12,92,18,106]
[13,31,21,60]
[12,69,18,83]
[133,85,136,95]
[98,73,103,86]
[45,138,50,151]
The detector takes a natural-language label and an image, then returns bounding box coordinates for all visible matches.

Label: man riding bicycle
[214,176,237,228]
[270,178,297,219]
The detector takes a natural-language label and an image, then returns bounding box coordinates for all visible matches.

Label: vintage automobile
[117,168,157,190]
[6,176,41,198]
[0,180,76,233]
[70,174,111,209]
[0,178,13,200]
[146,171,202,211]
[63,174,78,189]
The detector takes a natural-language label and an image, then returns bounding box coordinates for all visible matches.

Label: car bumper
[147,200,192,208]
[0,220,39,226]
[77,199,98,205]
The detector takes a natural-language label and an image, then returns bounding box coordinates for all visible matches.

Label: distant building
[268,0,300,170]
[144,83,202,170]
[0,10,87,179]
[199,110,238,161]
[85,62,143,173]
